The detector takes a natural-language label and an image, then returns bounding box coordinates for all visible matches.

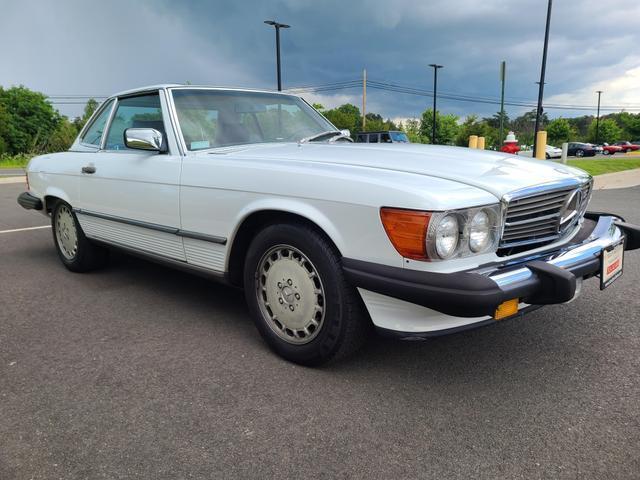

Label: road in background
[1,183,639,479]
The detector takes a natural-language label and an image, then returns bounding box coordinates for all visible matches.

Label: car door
[75,90,185,261]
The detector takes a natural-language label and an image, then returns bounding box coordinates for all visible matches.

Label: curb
[0,177,25,184]
[593,168,640,190]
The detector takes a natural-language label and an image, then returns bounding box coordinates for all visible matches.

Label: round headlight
[435,215,459,258]
[469,210,491,253]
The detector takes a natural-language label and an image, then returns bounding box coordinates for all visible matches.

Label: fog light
[494,298,519,320]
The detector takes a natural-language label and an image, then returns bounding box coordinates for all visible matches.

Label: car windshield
[389,131,409,143]
[171,89,336,150]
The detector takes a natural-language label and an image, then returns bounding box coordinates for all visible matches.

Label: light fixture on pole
[264,20,290,91]
[428,64,443,144]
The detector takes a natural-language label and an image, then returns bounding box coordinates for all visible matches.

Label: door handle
[81,165,96,174]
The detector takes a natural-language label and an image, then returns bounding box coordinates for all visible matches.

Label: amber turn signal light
[380,208,431,260]
[494,298,519,320]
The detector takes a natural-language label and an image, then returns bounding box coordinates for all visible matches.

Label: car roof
[110,84,294,98]
[357,131,403,134]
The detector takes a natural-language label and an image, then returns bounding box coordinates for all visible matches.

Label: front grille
[499,181,591,253]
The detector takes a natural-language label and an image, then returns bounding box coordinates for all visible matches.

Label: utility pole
[532,0,553,156]
[264,20,290,91]
[499,61,506,144]
[362,69,367,131]
[595,90,603,145]
[429,64,443,144]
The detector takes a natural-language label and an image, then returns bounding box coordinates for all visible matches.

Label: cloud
[1,0,638,120]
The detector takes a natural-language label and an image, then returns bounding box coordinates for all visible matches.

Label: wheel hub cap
[55,205,78,260]
[256,245,325,345]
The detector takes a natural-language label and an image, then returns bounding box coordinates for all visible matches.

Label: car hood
[201,143,591,199]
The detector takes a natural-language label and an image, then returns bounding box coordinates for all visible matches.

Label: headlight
[469,210,491,252]
[381,204,502,261]
[434,215,459,259]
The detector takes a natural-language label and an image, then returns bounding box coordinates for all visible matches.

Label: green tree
[419,108,459,145]
[546,118,576,145]
[0,86,61,154]
[454,115,501,149]
[322,104,362,136]
[511,109,549,147]
[74,98,99,131]
[45,117,79,152]
[400,119,423,143]
[588,118,623,144]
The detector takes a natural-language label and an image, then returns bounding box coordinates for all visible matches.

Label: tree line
[0,86,97,157]
[1,85,639,159]
[316,103,640,148]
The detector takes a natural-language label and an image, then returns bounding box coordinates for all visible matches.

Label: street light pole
[532,0,553,156]
[429,64,443,144]
[595,90,603,145]
[264,20,290,91]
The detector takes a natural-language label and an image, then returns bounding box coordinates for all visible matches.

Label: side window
[381,133,391,143]
[369,133,379,143]
[105,93,164,151]
[81,99,114,146]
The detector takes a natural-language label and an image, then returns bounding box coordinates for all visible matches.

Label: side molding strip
[73,208,227,244]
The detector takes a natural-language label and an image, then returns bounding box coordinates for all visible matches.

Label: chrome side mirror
[340,129,351,138]
[124,128,166,152]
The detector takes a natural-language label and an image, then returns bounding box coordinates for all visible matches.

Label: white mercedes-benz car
[18,85,639,365]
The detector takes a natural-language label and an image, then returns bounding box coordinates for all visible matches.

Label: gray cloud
[1,0,638,120]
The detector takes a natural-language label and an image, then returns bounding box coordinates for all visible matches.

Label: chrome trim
[73,208,227,244]
[499,177,593,250]
[176,230,227,245]
[489,215,623,288]
[78,98,116,150]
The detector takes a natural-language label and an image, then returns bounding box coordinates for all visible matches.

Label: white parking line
[0,225,50,234]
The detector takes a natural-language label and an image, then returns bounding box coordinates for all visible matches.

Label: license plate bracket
[600,238,624,290]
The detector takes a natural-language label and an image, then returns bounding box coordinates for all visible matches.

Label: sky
[1,0,639,122]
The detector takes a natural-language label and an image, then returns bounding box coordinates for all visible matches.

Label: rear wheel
[243,223,369,366]
[52,201,109,272]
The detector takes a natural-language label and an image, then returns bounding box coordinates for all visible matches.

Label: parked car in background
[16,85,640,365]
[613,141,640,153]
[589,144,603,154]
[355,131,410,143]
[567,142,597,157]
[518,145,562,159]
[601,143,623,155]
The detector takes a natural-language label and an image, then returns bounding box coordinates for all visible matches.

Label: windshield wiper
[299,130,345,143]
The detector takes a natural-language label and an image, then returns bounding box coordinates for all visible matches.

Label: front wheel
[243,223,369,366]
[575,149,585,157]
[52,201,109,272]
[603,150,610,155]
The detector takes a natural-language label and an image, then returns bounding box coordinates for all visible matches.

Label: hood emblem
[559,188,582,232]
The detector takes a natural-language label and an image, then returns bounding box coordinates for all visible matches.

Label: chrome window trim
[101,90,168,153]
[78,98,116,149]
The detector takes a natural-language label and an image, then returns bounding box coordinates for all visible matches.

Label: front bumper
[343,213,639,319]
[17,191,43,210]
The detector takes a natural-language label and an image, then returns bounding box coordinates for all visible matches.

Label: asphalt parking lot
[1,182,639,479]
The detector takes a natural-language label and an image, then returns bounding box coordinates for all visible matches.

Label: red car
[614,141,640,153]
[601,143,623,155]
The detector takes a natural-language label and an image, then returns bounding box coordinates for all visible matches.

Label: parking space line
[0,225,50,234]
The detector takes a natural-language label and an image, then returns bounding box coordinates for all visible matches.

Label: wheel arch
[43,187,72,213]
[226,204,346,287]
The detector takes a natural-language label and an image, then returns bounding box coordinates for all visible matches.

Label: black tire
[243,223,369,366]
[575,149,584,158]
[51,201,109,272]
[603,150,610,155]
[545,153,550,159]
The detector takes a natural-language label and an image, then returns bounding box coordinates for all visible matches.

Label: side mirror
[340,129,351,138]
[124,128,166,152]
